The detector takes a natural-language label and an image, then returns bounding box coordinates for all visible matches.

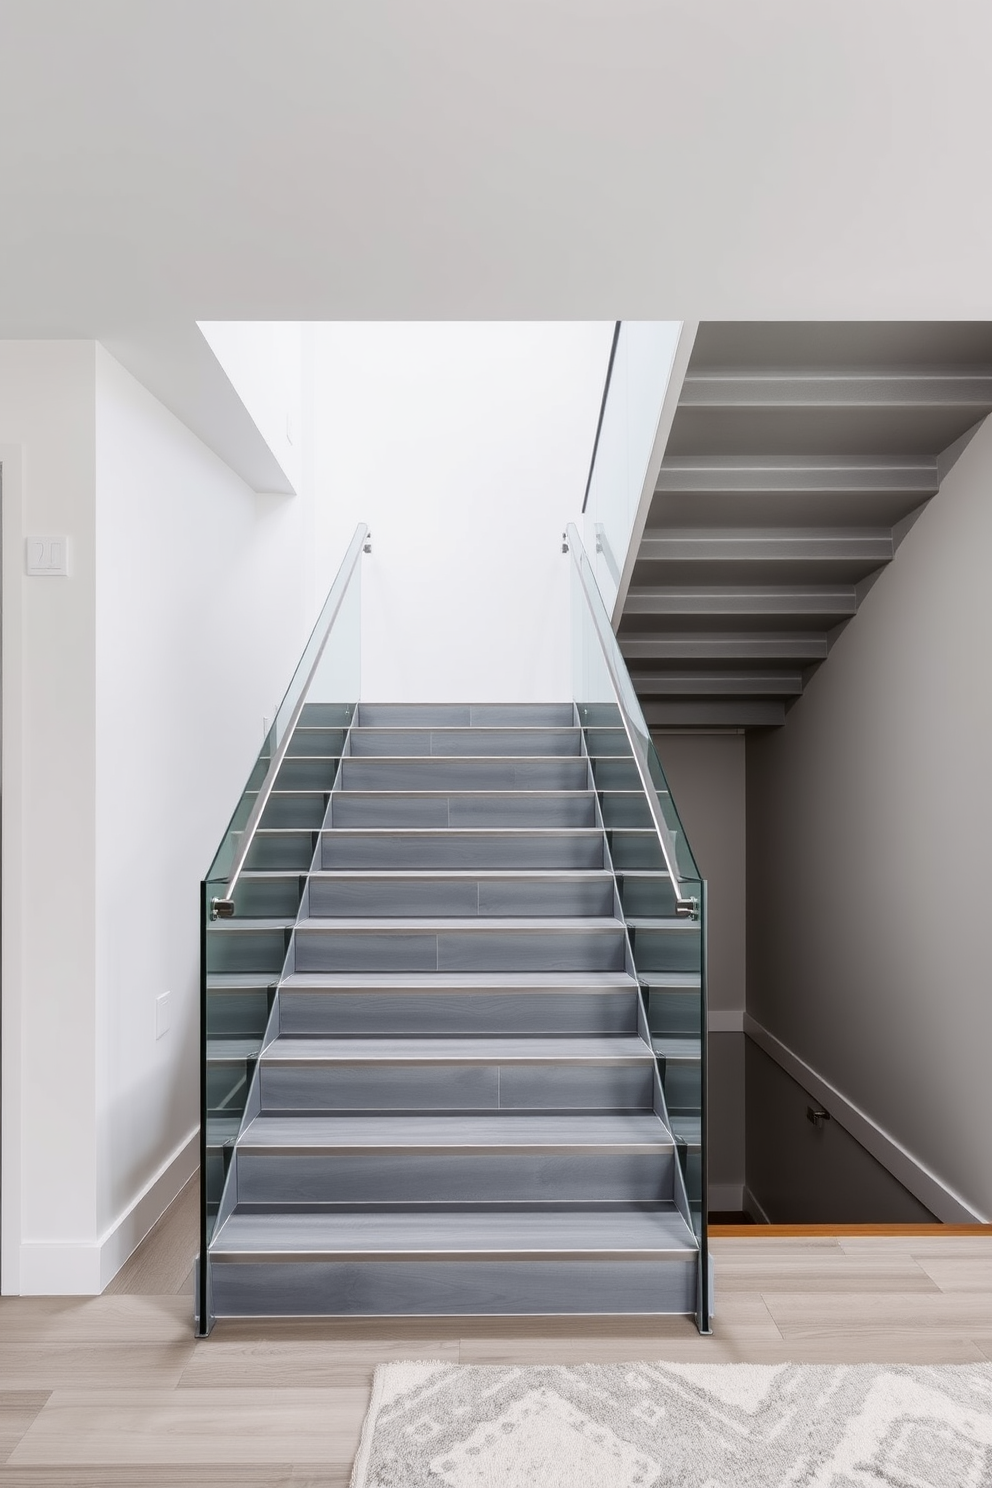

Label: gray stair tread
[332,790,595,798]
[321,828,605,836]
[639,972,702,990]
[210,918,294,931]
[206,1116,242,1143]
[342,754,585,763]
[208,1038,264,1060]
[670,1116,701,1149]
[626,917,697,930]
[295,916,624,932]
[309,870,613,881]
[263,1036,652,1064]
[212,1206,697,1258]
[240,1113,673,1150]
[280,971,637,990]
[651,1037,701,1060]
[207,974,279,990]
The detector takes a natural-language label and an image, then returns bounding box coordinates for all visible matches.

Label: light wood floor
[1,1180,990,1485]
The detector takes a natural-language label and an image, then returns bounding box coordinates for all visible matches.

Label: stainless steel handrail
[210,521,369,919]
[566,520,698,918]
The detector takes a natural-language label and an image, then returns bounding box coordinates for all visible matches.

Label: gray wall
[654,733,746,1210]
[746,416,992,1223]
[745,1040,935,1223]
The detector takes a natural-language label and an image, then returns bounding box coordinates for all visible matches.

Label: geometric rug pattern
[350,1360,992,1488]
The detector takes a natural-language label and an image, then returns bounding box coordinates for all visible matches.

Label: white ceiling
[3,0,992,333]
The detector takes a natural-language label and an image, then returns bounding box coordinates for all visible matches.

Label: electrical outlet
[155,991,172,1040]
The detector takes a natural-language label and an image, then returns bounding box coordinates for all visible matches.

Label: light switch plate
[25,536,71,576]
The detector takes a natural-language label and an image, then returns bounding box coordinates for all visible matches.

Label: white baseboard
[708,1183,744,1212]
[19,1128,198,1296]
[744,1015,988,1225]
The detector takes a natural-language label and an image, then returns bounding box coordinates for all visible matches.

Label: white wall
[1,339,321,1293]
[0,342,99,1292]
[311,323,613,701]
[746,416,992,1223]
[198,322,303,495]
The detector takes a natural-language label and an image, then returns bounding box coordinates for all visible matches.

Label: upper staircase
[205,703,700,1320]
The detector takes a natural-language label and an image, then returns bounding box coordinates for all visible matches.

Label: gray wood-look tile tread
[262,1036,652,1063]
[280,972,638,989]
[212,1207,696,1257]
[295,917,625,931]
[208,1039,265,1060]
[240,1114,673,1149]
[308,870,614,881]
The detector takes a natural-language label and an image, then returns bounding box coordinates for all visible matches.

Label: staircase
[205,703,700,1319]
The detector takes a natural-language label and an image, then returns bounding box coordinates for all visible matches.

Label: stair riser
[258,1063,654,1112]
[582,728,631,758]
[660,1061,702,1112]
[293,930,626,975]
[235,1150,676,1204]
[247,832,318,871]
[236,879,305,919]
[330,794,597,829]
[279,990,639,1037]
[608,833,669,872]
[259,793,329,830]
[356,704,575,728]
[339,759,589,791]
[207,1064,251,1113]
[599,794,661,830]
[646,990,702,1039]
[274,758,342,792]
[307,877,614,919]
[208,929,290,977]
[629,928,701,975]
[588,759,644,790]
[210,1257,696,1317]
[288,729,347,758]
[207,989,273,1038]
[321,832,605,871]
[349,729,581,758]
[617,877,680,919]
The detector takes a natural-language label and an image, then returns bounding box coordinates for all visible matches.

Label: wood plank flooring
[1,1179,990,1484]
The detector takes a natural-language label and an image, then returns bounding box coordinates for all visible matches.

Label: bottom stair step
[207,1205,698,1316]
[212,1204,696,1259]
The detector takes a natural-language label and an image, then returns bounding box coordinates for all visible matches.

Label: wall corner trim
[744,1014,987,1224]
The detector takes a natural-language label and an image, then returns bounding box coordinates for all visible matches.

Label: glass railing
[582,321,684,615]
[567,520,710,1334]
[196,523,368,1336]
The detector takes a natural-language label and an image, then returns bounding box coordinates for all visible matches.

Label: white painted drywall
[310,322,613,701]
[746,416,992,1221]
[198,322,303,493]
[0,338,323,1292]
[0,342,99,1293]
[93,345,320,1282]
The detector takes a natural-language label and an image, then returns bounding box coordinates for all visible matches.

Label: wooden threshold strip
[709,1222,992,1237]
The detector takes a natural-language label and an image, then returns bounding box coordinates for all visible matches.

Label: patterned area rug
[350,1360,992,1487]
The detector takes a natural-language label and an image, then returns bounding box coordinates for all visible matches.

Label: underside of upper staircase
[203,704,703,1321]
[620,321,992,729]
